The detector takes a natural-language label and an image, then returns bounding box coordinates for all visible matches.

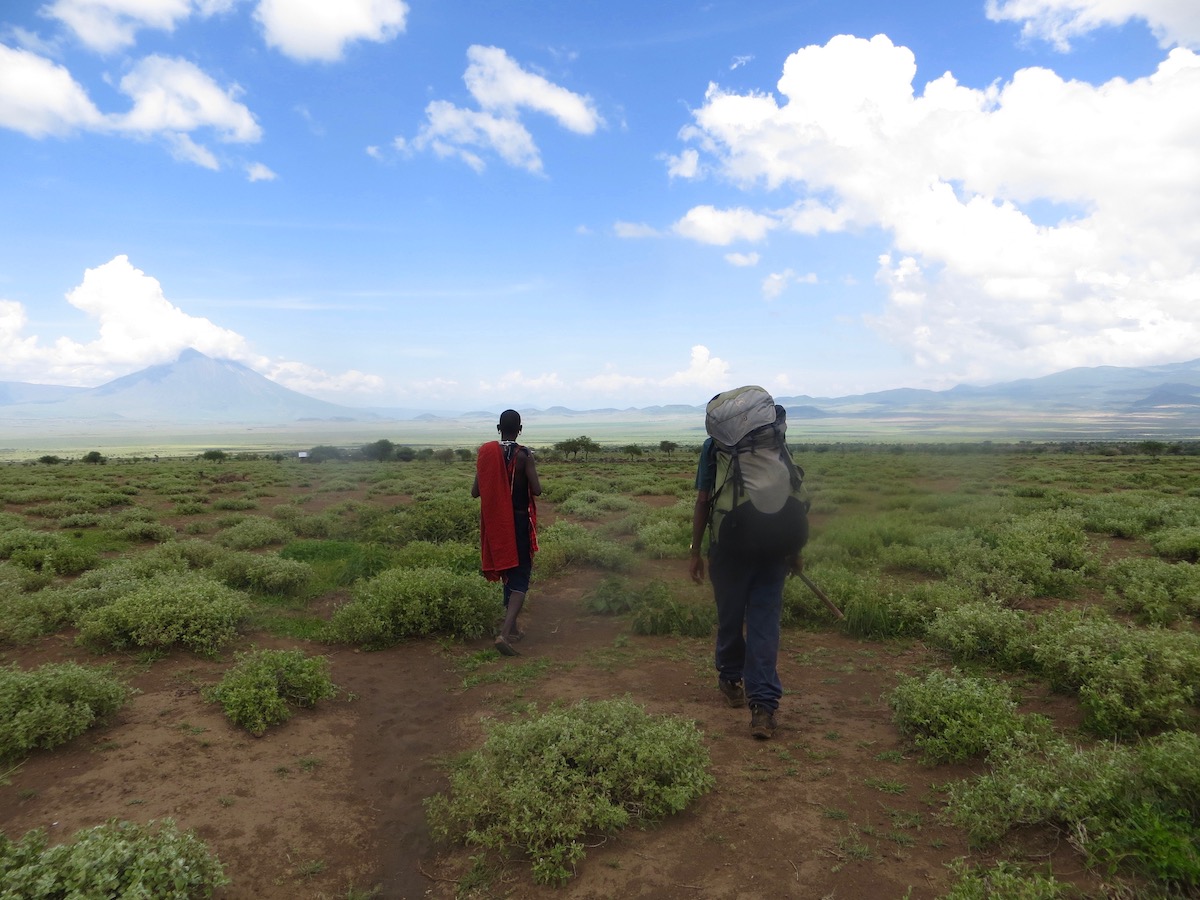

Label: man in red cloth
[472,409,541,656]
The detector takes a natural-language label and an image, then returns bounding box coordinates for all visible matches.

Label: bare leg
[495,590,525,655]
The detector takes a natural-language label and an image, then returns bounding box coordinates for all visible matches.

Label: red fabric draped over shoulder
[476,441,518,581]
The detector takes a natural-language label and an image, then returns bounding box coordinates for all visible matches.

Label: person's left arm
[689,489,708,583]
[523,448,542,496]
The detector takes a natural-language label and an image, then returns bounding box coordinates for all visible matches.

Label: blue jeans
[709,550,787,711]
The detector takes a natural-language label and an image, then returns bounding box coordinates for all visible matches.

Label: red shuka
[476,441,537,581]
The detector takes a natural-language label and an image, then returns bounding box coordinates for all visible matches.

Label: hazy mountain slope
[0,349,375,424]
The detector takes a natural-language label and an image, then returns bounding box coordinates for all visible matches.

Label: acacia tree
[622,444,643,459]
[659,441,678,457]
[362,439,395,461]
[307,445,343,463]
[555,438,582,460]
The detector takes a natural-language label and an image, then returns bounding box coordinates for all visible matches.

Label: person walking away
[689,387,808,739]
[472,409,541,656]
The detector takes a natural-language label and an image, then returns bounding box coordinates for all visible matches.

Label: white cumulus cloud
[0,256,381,395]
[116,55,261,141]
[405,45,603,174]
[672,205,778,245]
[675,33,1200,384]
[986,0,1200,51]
[662,345,732,388]
[0,44,105,136]
[0,47,262,169]
[42,0,233,53]
[254,0,409,63]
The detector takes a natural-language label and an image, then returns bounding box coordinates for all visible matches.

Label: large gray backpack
[704,386,809,559]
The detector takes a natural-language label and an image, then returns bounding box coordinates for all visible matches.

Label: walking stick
[798,572,844,620]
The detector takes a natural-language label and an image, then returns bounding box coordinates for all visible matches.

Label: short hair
[498,409,522,434]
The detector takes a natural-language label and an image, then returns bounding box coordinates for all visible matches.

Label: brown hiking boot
[718,678,746,708]
[749,705,777,740]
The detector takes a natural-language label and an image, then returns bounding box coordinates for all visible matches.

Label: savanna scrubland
[2,442,1199,899]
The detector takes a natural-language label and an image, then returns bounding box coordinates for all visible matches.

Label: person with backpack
[472,409,541,656]
[689,386,809,739]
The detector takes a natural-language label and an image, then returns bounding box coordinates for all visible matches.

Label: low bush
[326,566,494,648]
[76,571,250,657]
[1027,608,1200,736]
[557,489,637,520]
[390,540,479,575]
[1149,527,1200,562]
[425,698,714,885]
[633,512,691,560]
[924,601,1031,669]
[535,522,633,576]
[888,670,1027,763]
[118,520,177,543]
[208,551,313,595]
[374,495,479,545]
[947,729,1200,889]
[0,818,227,898]
[203,648,337,736]
[941,860,1070,899]
[0,662,129,759]
[582,575,640,615]
[629,581,714,637]
[1105,556,1200,624]
[214,516,292,550]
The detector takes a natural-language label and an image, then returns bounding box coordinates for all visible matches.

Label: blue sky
[1,1,1197,411]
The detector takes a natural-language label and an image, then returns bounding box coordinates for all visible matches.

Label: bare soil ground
[1,489,1113,900]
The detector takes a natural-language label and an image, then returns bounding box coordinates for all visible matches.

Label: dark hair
[498,409,522,435]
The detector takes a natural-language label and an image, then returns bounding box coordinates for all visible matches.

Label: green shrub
[1027,608,1200,736]
[375,495,479,545]
[925,601,1031,669]
[326,566,494,648]
[1105,556,1200,624]
[633,514,691,560]
[0,528,59,561]
[214,515,292,550]
[118,520,177,543]
[208,551,313,595]
[947,730,1200,888]
[203,648,337,736]
[629,581,714,637]
[583,575,640,615]
[425,698,714,885]
[0,819,227,898]
[76,572,249,657]
[390,540,479,575]
[888,670,1026,764]
[0,662,129,759]
[941,860,1070,899]
[1149,527,1200,561]
[280,539,396,587]
[536,522,634,576]
[0,577,78,645]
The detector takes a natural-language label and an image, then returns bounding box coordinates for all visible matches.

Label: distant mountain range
[4,349,1200,438]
